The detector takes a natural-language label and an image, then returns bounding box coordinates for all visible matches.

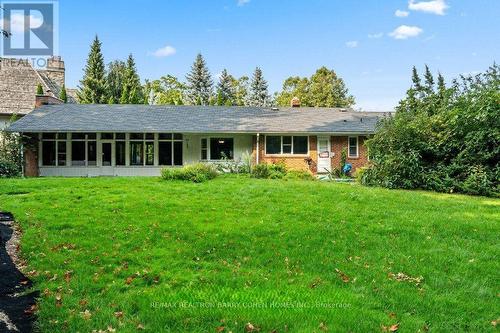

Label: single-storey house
[7,97,390,177]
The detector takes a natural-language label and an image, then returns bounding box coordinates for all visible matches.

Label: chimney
[290,96,301,108]
[35,94,64,108]
[45,56,65,87]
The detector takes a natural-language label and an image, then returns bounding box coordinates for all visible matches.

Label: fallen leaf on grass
[388,272,423,286]
[136,323,145,330]
[245,322,259,332]
[80,309,91,320]
[381,323,399,332]
[24,304,38,315]
[319,321,328,331]
[114,311,123,318]
[64,270,73,283]
[79,299,88,307]
[55,294,62,307]
[216,326,225,332]
[492,318,500,327]
[334,268,350,283]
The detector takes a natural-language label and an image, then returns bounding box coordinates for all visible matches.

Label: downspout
[256,133,260,165]
[20,135,24,177]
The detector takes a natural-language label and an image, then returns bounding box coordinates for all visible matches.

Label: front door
[317,137,331,173]
[101,142,114,176]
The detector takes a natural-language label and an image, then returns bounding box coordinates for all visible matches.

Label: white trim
[200,136,235,161]
[348,136,359,158]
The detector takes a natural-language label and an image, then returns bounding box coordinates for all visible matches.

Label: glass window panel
[130,133,143,140]
[115,133,125,140]
[42,141,56,166]
[159,133,172,140]
[57,141,66,166]
[282,136,292,145]
[145,133,154,140]
[283,144,292,154]
[349,137,358,157]
[115,141,126,166]
[210,138,233,160]
[173,133,183,140]
[42,133,56,139]
[87,141,97,166]
[72,133,85,140]
[266,136,281,154]
[71,141,86,165]
[173,141,183,165]
[145,142,154,166]
[86,133,96,140]
[101,133,113,140]
[130,142,143,165]
[159,142,172,165]
[293,136,308,154]
[57,133,67,139]
[201,138,208,160]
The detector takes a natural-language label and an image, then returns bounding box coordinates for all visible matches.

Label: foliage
[251,161,287,179]
[106,60,126,104]
[275,67,355,107]
[248,67,270,107]
[283,170,316,181]
[233,76,250,106]
[119,54,144,104]
[214,152,251,174]
[0,177,498,332]
[77,35,107,104]
[36,83,44,95]
[186,53,213,105]
[0,120,22,177]
[363,63,500,196]
[216,69,236,106]
[143,75,187,105]
[59,84,67,103]
[161,163,218,182]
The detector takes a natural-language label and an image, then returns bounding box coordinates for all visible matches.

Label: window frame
[41,133,67,167]
[200,137,235,161]
[158,133,183,166]
[348,136,359,158]
[264,135,310,156]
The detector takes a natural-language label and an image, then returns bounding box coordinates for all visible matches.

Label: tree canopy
[186,53,213,105]
[77,35,107,104]
[362,63,500,197]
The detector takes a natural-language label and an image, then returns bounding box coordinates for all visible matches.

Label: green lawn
[0,176,498,332]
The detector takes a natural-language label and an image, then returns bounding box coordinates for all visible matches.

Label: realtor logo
[1,0,58,56]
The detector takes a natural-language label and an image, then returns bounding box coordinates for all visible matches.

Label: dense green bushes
[251,161,315,180]
[362,64,499,197]
[161,163,218,183]
[0,124,22,178]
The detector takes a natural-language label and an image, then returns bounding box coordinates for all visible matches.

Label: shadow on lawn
[0,212,38,333]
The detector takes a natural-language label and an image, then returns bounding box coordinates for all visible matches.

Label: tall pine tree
[216,69,235,106]
[77,35,107,104]
[424,65,435,94]
[106,60,126,104]
[120,54,143,104]
[186,53,213,105]
[248,67,270,107]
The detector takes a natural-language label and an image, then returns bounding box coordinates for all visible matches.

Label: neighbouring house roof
[7,104,391,134]
[0,57,76,117]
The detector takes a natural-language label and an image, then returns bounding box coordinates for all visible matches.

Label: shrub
[0,160,21,178]
[161,163,218,183]
[251,162,287,179]
[284,170,316,181]
[460,165,494,197]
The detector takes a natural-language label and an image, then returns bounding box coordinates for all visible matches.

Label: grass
[0,175,498,332]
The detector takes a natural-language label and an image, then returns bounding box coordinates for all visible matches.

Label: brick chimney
[290,96,301,107]
[45,56,65,87]
[35,94,64,108]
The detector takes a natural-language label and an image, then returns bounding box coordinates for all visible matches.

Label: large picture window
[159,133,183,166]
[265,136,309,155]
[209,138,234,160]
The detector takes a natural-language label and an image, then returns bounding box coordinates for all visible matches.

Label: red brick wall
[252,135,318,173]
[330,136,369,174]
[24,146,39,177]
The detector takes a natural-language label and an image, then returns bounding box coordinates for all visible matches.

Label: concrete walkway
[0,213,38,333]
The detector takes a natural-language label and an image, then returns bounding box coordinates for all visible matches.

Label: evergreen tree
[120,54,143,104]
[424,65,435,93]
[248,67,270,107]
[106,60,126,103]
[77,35,107,104]
[186,53,213,105]
[36,83,44,95]
[437,72,446,97]
[233,76,249,106]
[59,84,67,103]
[411,66,422,92]
[216,69,235,105]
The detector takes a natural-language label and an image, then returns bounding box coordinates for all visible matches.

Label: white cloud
[389,25,423,39]
[346,41,359,48]
[408,0,449,15]
[0,13,43,34]
[150,45,176,57]
[395,9,410,17]
[368,32,383,39]
[237,0,250,6]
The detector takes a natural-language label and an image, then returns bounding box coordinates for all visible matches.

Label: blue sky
[58,0,499,110]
